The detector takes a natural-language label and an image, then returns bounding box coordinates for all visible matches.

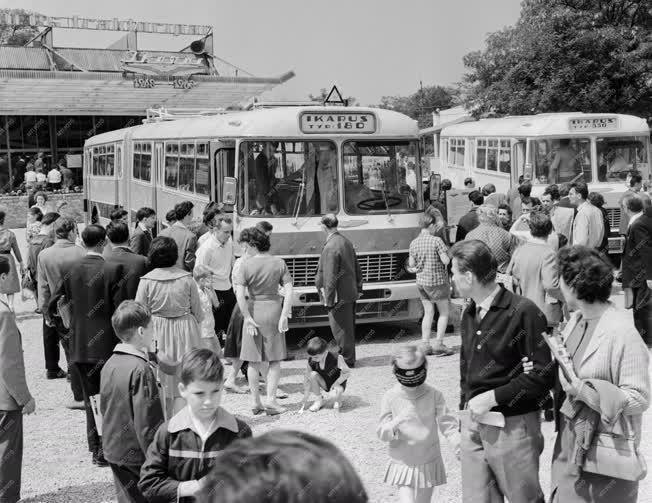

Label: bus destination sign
[300,112,376,134]
[568,117,618,131]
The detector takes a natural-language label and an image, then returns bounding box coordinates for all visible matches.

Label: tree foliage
[308,88,358,107]
[376,85,458,128]
[0,9,41,46]
[462,0,652,119]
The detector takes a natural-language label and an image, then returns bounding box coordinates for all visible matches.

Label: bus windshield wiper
[292,160,308,225]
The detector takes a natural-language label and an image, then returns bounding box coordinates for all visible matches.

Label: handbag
[582,418,647,481]
[21,269,36,292]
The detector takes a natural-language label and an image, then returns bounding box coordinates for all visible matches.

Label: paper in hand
[542,331,578,383]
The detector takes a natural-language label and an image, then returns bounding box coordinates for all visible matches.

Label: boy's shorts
[417,283,450,302]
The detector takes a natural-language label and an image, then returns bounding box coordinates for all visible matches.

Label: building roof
[0,45,251,76]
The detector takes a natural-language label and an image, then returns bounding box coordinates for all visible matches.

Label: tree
[0,9,41,46]
[376,85,458,128]
[308,88,357,106]
[462,0,652,120]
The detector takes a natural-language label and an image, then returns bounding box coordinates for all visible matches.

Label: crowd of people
[0,173,649,502]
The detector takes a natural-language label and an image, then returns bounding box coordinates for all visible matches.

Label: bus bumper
[289,281,422,327]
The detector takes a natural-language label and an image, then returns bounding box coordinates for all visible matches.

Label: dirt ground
[9,228,652,503]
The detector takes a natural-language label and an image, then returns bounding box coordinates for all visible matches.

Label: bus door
[115,143,129,218]
[152,142,164,233]
[83,148,93,223]
[512,140,526,186]
[210,140,235,203]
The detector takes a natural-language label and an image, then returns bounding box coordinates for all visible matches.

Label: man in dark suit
[315,214,362,367]
[159,201,197,271]
[455,190,484,242]
[104,221,147,299]
[57,225,128,466]
[130,207,156,257]
[622,195,652,346]
[37,217,86,407]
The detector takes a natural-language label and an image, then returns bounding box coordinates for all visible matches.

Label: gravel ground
[9,228,652,503]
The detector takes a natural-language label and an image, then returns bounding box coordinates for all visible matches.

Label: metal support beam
[41,43,88,72]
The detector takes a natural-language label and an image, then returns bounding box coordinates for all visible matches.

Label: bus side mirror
[222,177,237,205]
[429,173,441,201]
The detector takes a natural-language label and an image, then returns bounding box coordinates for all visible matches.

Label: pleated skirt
[384,460,447,489]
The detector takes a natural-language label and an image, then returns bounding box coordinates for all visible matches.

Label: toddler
[194,264,223,358]
[377,345,459,503]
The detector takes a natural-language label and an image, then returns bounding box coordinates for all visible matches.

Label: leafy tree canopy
[376,85,458,128]
[0,8,41,46]
[462,0,652,120]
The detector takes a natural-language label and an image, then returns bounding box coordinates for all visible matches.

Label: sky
[2,0,523,105]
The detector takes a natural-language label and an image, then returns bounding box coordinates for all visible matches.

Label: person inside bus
[548,139,580,183]
[254,142,279,215]
[464,177,474,189]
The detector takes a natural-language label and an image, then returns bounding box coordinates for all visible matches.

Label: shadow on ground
[22,482,115,503]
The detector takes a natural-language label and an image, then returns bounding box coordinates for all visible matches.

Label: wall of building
[0,192,84,228]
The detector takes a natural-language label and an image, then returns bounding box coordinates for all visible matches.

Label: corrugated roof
[0,46,253,77]
[0,46,51,70]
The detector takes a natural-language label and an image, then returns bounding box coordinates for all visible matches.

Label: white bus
[421,112,651,252]
[84,105,425,326]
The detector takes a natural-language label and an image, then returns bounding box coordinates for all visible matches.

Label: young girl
[193,264,223,358]
[26,207,43,244]
[299,336,351,412]
[377,345,460,503]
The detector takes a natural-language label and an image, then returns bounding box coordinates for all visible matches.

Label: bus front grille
[284,252,412,288]
[606,208,621,230]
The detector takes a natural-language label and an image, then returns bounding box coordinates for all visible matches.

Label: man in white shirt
[24,164,37,191]
[47,165,62,191]
[195,215,235,339]
[569,182,604,248]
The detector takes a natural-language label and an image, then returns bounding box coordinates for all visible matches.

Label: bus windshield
[531,137,592,185]
[238,140,338,217]
[343,140,421,214]
[597,136,650,182]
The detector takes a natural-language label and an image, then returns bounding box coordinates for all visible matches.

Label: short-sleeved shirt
[234,254,292,297]
[409,230,448,287]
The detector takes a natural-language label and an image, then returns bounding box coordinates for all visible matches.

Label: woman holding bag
[551,245,650,502]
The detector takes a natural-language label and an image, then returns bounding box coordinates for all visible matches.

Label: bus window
[448,138,465,166]
[92,145,114,177]
[133,142,152,182]
[476,139,510,174]
[195,142,210,195]
[532,137,591,184]
[343,140,421,214]
[238,140,338,217]
[165,142,180,188]
[178,142,195,192]
[596,136,650,182]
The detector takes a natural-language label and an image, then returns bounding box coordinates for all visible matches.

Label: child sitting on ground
[100,300,165,502]
[139,348,252,502]
[377,345,460,503]
[193,264,223,358]
[299,337,351,413]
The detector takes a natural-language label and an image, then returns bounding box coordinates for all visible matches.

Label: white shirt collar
[87,251,103,257]
[138,222,149,232]
[629,212,643,228]
[476,284,501,316]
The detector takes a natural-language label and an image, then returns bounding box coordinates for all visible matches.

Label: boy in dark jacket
[139,348,252,502]
[100,300,165,503]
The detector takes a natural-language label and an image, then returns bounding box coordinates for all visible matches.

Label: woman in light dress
[136,236,203,417]
[234,228,293,416]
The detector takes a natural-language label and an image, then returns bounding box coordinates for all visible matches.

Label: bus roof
[440,112,648,138]
[85,106,418,146]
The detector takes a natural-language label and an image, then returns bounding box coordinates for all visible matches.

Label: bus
[84,105,424,326]
[420,112,651,253]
